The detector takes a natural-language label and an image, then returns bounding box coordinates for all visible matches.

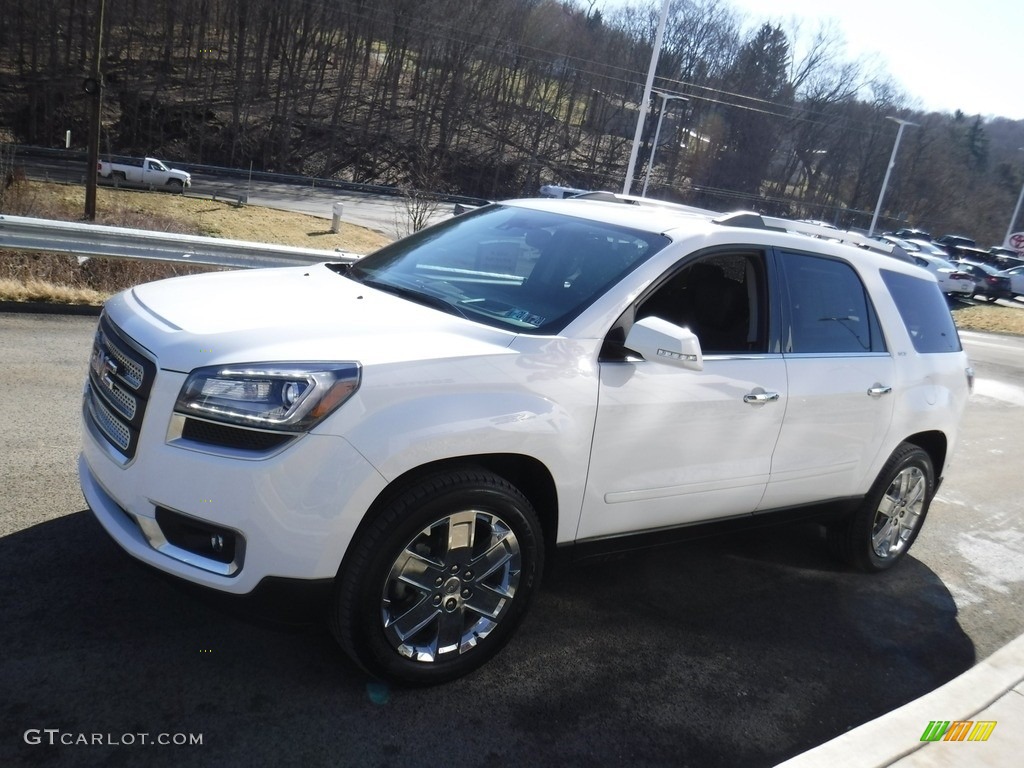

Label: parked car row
[951,261,1014,302]
[876,230,1024,302]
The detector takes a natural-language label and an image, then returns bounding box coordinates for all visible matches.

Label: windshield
[345,204,669,334]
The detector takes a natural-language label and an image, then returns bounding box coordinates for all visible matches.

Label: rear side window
[779,251,886,354]
[880,269,962,353]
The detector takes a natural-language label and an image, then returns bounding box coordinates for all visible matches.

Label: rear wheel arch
[903,430,948,479]
[828,441,936,572]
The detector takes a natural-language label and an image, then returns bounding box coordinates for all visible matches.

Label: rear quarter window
[880,269,962,353]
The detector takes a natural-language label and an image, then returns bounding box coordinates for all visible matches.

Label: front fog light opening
[155,506,242,567]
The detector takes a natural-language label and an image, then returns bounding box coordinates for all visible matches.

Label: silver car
[1000,265,1024,297]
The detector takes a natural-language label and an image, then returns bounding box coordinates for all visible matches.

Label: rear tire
[827,443,934,572]
[331,467,544,685]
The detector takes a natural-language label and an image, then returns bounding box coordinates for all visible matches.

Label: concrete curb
[776,633,1024,767]
[0,301,101,316]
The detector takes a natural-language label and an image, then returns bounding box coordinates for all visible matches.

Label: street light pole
[868,116,917,237]
[1003,148,1024,248]
[641,93,687,197]
[623,0,671,196]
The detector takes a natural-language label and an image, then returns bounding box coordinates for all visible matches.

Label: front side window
[635,251,768,354]
[344,205,669,334]
[779,251,886,354]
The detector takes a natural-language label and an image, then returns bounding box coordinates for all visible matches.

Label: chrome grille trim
[96,328,145,389]
[84,313,157,460]
[87,386,132,451]
[101,376,138,419]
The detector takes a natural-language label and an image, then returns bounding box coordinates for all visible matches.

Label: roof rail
[568,196,901,260]
[571,191,720,217]
[713,211,898,258]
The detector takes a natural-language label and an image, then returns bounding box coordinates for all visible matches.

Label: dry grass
[0,180,393,304]
[950,301,1024,335]
[0,277,106,305]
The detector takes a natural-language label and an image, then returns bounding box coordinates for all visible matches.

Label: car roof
[503,195,903,263]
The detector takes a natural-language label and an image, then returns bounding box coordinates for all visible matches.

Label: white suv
[80,196,972,685]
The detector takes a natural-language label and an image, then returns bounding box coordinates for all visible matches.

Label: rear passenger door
[758,250,894,511]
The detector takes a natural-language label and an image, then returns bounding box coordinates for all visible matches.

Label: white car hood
[105,263,516,372]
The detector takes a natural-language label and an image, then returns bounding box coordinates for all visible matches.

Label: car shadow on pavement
[0,512,973,768]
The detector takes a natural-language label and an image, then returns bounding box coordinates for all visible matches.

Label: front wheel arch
[356,455,558,557]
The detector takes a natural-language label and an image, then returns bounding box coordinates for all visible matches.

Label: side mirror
[624,316,703,371]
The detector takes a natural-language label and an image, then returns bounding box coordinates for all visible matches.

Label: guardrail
[0,214,359,269]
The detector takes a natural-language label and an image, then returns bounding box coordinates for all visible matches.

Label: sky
[601,0,1024,121]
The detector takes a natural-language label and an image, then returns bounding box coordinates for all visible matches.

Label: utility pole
[1003,149,1024,248]
[623,0,671,196]
[868,116,917,237]
[84,0,106,221]
[641,93,687,197]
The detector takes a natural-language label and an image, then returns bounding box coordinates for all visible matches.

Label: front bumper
[80,369,387,595]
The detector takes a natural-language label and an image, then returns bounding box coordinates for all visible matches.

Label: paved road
[0,314,1022,767]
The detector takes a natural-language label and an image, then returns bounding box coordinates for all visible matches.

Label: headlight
[175,363,360,431]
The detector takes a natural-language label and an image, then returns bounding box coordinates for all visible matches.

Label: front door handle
[743,390,780,405]
[867,384,893,398]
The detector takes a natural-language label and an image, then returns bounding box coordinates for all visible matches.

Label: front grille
[85,314,157,460]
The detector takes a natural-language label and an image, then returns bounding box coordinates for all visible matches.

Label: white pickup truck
[96,157,191,189]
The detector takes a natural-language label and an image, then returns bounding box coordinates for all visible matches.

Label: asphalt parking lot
[1,313,1021,768]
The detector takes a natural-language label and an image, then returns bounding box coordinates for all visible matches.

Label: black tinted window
[637,252,767,354]
[880,269,962,353]
[780,252,885,354]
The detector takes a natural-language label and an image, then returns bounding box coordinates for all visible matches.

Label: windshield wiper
[361,279,471,319]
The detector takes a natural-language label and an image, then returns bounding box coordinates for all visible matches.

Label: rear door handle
[867,384,892,398]
[743,390,780,405]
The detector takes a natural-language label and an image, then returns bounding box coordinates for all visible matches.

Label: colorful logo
[920,720,997,742]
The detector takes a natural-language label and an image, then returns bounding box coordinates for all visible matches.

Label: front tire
[331,467,544,685]
[828,443,934,572]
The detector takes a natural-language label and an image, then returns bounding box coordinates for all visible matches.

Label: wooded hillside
[2,0,1022,245]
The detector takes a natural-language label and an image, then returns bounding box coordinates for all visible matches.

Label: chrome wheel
[827,443,934,572]
[333,468,542,684]
[382,509,521,662]
[870,466,926,559]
